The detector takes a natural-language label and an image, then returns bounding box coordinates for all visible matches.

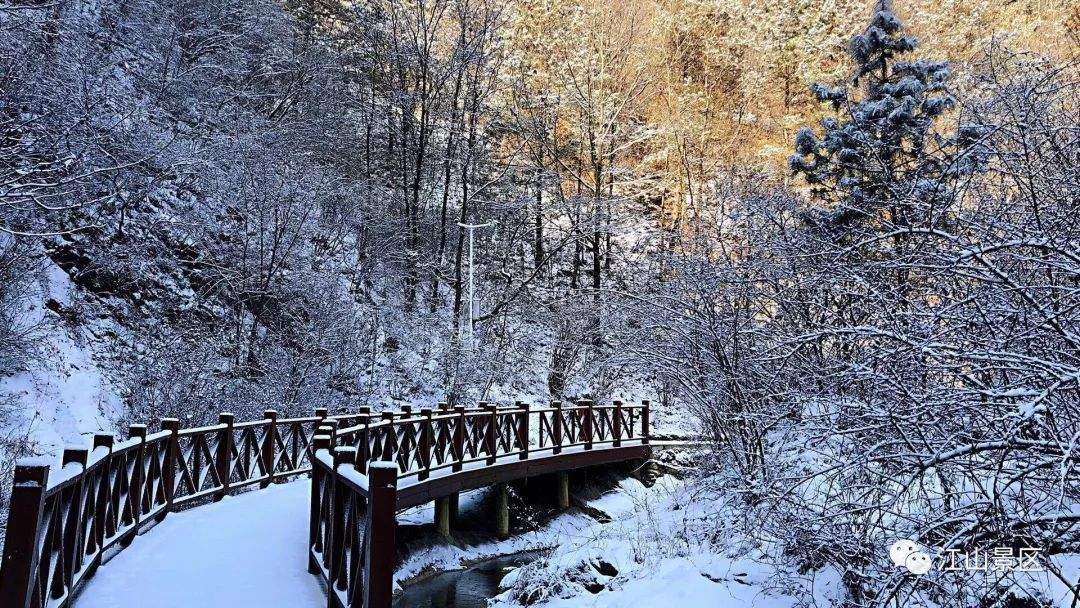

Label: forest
[1,0,1078,605]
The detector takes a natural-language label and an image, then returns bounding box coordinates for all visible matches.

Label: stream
[393,551,543,608]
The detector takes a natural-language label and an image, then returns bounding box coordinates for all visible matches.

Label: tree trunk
[432,66,464,312]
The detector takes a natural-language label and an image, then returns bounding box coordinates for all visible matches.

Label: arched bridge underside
[1,400,652,608]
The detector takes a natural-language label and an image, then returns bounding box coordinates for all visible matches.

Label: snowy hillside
[0,257,119,488]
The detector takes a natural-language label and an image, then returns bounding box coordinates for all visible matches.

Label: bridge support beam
[495,482,509,538]
[448,492,459,526]
[435,497,452,539]
[557,472,570,510]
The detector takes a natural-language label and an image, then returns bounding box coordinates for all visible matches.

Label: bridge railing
[0,399,650,608]
[310,400,651,608]
[331,399,650,482]
[0,408,334,608]
[309,438,396,608]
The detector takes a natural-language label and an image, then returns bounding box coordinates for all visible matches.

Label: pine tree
[788,0,973,232]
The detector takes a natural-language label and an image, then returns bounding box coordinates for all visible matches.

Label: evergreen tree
[788,0,977,232]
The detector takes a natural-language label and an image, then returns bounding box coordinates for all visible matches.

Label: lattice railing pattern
[309,447,379,608]
[2,400,650,608]
[330,400,650,482]
[309,399,650,608]
[0,410,329,608]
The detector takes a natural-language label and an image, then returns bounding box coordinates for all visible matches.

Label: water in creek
[393,551,543,608]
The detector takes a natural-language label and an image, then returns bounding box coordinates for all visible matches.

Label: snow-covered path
[75,480,323,608]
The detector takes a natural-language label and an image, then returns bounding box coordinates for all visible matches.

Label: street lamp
[458,220,492,345]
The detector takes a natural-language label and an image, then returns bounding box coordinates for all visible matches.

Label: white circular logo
[889,539,918,567]
[889,539,932,575]
[904,551,932,575]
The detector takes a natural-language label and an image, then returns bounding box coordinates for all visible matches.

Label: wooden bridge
[0,400,651,608]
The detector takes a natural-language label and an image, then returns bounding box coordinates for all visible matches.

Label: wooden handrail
[0,409,324,608]
[310,400,650,608]
[0,400,651,608]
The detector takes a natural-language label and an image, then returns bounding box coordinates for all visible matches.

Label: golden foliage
[502,0,1078,224]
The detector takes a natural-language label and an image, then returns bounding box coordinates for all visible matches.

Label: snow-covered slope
[1,260,119,457]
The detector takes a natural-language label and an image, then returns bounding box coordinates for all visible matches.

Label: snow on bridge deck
[75,480,323,608]
[68,440,657,607]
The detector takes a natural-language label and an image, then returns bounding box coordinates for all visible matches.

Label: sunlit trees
[788,0,961,228]
[505,0,653,289]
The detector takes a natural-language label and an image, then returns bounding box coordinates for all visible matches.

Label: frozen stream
[393,551,543,608]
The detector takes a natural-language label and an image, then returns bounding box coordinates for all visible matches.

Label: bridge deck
[75,480,321,608]
[71,444,649,607]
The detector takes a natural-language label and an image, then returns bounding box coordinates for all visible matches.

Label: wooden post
[552,401,563,455]
[160,418,179,520]
[216,413,235,501]
[61,447,88,583]
[329,450,351,598]
[400,405,412,464]
[365,462,398,608]
[356,405,372,456]
[557,472,570,510]
[612,400,623,448]
[92,434,113,552]
[517,401,529,460]
[380,411,395,462]
[641,400,651,445]
[494,482,509,538]
[398,406,411,470]
[354,410,370,476]
[262,409,278,488]
[435,402,450,461]
[452,406,465,472]
[312,407,328,472]
[319,419,339,439]
[419,408,433,480]
[0,461,49,608]
[485,404,497,465]
[309,434,331,574]
[126,424,147,544]
[582,400,593,450]
[435,497,451,539]
[318,422,338,461]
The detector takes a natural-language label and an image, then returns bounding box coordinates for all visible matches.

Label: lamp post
[458,220,491,345]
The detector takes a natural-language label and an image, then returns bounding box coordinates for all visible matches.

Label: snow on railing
[0,408,333,608]
[0,399,651,608]
[309,399,651,608]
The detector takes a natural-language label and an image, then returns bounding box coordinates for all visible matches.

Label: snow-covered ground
[75,480,322,608]
[482,472,1080,608]
[388,456,839,608]
[485,475,841,608]
[1,260,119,456]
